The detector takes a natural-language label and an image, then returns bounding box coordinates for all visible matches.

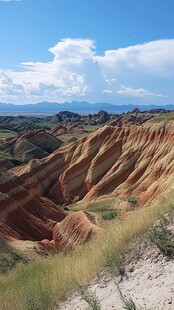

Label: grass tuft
[149,220,174,256]
[78,284,101,310]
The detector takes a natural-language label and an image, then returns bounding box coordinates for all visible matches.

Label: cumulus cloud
[115,86,168,98]
[96,40,174,77]
[0,38,173,104]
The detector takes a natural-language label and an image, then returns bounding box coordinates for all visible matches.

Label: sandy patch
[57,223,174,310]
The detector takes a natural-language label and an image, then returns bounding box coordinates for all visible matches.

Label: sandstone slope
[53,211,101,251]
[0,122,173,241]
[0,129,62,165]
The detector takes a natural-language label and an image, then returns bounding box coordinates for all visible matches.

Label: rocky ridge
[0,129,62,167]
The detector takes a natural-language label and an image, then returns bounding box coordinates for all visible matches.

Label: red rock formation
[51,125,67,135]
[0,129,62,164]
[53,211,101,251]
[50,122,174,206]
[51,123,87,136]
[0,173,65,241]
[0,122,174,241]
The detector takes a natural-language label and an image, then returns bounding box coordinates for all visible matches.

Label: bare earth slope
[0,122,174,240]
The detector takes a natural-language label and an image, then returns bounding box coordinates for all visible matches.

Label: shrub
[101,210,117,221]
[127,197,138,205]
[149,220,174,256]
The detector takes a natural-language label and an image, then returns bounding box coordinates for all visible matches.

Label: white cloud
[103,89,113,94]
[49,38,96,64]
[0,38,173,104]
[115,86,168,98]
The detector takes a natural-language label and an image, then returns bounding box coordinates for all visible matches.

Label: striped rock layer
[0,122,174,240]
[53,211,101,251]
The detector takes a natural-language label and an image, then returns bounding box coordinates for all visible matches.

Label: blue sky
[0,0,174,105]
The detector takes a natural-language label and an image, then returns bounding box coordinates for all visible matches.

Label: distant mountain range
[0,101,174,115]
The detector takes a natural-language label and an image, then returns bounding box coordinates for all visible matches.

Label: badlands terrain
[0,108,173,168]
[0,109,174,310]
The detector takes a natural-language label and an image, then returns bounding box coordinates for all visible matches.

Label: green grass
[56,125,99,146]
[83,124,99,132]
[0,249,28,275]
[149,111,174,123]
[0,151,22,166]
[0,118,52,133]
[70,198,120,223]
[149,220,174,256]
[86,198,119,213]
[0,129,16,140]
[78,284,101,310]
[57,132,90,146]
[79,282,145,310]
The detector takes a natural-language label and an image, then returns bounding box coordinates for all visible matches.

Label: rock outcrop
[53,211,101,251]
[0,171,65,240]
[0,129,62,164]
[0,122,174,241]
[51,124,87,136]
[49,122,174,205]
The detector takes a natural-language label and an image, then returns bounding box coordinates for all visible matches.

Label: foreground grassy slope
[0,195,173,310]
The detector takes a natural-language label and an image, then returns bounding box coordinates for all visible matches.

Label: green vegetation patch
[0,116,53,133]
[0,249,27,275]
[78,284,101,310]
[127,196,138,205]
[0,129,16,140]
[149,220,174,256]
[0,150,22,166]
[86,198,119,213]
[149,112,174,123]
[100,210,118,221]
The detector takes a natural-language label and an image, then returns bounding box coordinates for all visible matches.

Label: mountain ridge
[0,101,174,115]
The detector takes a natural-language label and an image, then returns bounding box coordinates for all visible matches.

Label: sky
[0,0,174,105]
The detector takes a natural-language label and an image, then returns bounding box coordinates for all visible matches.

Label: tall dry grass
[0,195,173,310]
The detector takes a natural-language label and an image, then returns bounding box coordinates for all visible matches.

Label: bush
[101,210,117,221]
[127,197,138,205]
[149,220,174,256]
